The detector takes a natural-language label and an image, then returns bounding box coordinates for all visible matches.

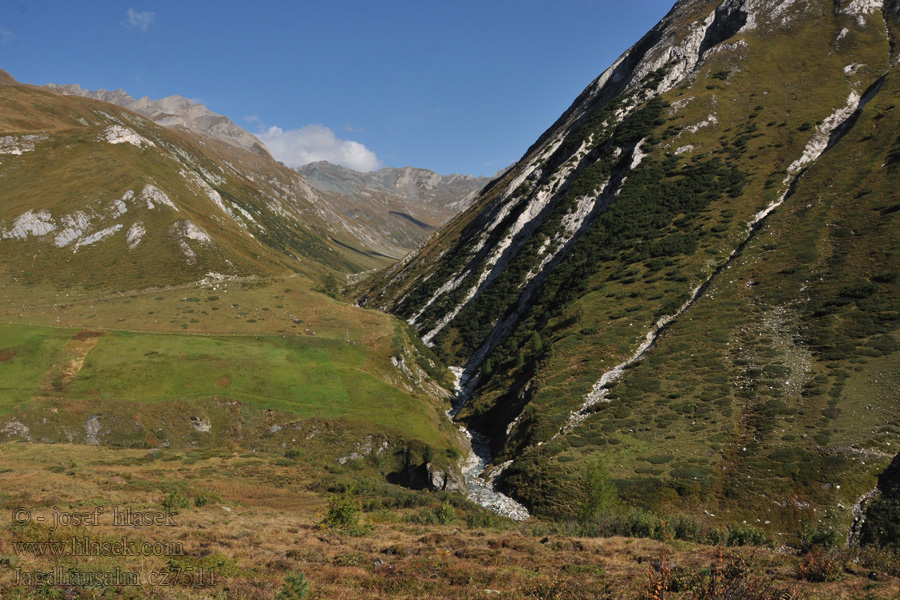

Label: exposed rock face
[300,161,490,213]
[0,133,49,155]
[43,83,271,157]
[427,462,467,494]
[85,415,102,445]
[1,209,56,239]
[1,419,32,441]
[191,416,212,433]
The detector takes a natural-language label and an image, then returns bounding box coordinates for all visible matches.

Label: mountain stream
[450,367,530,521]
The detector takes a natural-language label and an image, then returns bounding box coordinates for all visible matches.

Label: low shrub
[642,549,798,600]
[322,493,361,529]
[277,572,309,599]
[798,522,837,554]
[161,489,190,515]
[725,523,770,547]
[854,545,900,578]
[797,547,844,582]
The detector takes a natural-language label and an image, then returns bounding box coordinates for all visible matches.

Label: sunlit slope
[359,0,900,529]
[0,78,462,483]
[0,276,459,480]
[505,66,900,525]
[0,82,394,295]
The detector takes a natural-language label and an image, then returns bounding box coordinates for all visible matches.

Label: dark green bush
[798,522,837,554]
[323,493,361,529]
[277,572,309,599]
[726,523,770,547]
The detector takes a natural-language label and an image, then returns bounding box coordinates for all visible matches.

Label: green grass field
[0,322,450,449]
[71,330,444,442]
[0,324,71,405]
[0,271,459,467]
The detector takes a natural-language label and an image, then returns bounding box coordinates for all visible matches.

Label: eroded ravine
[450,367,530,520]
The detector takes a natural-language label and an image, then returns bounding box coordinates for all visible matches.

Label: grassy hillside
[0,76,469,496]
[357,0,900,537]
[0,82,397,294]
[492,55,900,523]
[492,7,900,522]
[0,273,459,463]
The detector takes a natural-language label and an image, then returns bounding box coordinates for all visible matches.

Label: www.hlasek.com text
[13,536,183,557]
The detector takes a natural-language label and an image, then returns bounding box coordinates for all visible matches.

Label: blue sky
[1,1,675,175]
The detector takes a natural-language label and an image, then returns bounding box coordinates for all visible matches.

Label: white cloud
[0,28,14,44]
[126,9,155,32]
[257,124,381,172]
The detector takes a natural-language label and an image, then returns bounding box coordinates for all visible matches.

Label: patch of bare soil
[34,330,105,398]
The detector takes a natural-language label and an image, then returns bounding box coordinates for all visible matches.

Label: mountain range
[43,83,491,259]
[43,83,273,158]
[299,161,491,259]
[1,73,488,292]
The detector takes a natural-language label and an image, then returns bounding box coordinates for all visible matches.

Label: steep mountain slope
[0,76,401,294]
[21,79,486,270]
[299,161,491,258]
[359,0,900,533]
[44,83,272,157]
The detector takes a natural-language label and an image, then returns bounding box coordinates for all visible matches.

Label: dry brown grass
[1,442,899,599]
[0,276,393,342]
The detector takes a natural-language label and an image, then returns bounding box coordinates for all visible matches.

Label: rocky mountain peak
[43,83,271,158]
[298,161,490,208]
[297,161,492,258]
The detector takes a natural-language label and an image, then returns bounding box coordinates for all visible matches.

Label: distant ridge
[299,161,489,213]
[298,161,492,257]
[43,83,271,158]
[0,69,18,86]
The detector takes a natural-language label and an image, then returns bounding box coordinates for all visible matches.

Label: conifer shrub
[323,492,361,529]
